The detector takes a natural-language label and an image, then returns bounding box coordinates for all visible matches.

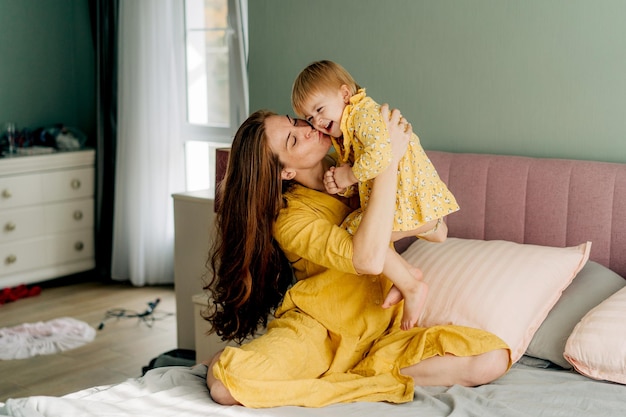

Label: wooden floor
[0,277,178,402]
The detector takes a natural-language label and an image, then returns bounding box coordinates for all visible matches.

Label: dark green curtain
[89,0,119,280]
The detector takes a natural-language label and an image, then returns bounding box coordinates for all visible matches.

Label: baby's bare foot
[401,280,429,330]
[382,285,403,308]
[383,267,424,308]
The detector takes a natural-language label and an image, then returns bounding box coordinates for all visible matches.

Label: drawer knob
[1,189,11,199]
[71,179,82,190]
[73,210,83,221]
[5,254,17,264]
[74,241,84,251]
[4,221,16,232]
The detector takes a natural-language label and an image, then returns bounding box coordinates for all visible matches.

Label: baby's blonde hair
[291,60,361,117]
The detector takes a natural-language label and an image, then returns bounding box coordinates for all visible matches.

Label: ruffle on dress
[0,317,96,360]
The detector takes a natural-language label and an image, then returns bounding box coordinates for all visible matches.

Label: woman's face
[265,114,332,175]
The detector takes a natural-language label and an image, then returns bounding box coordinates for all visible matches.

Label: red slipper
[28,286,42,297]
[11,284,28,301]
[0,287,10,305]
[0,284,41,305]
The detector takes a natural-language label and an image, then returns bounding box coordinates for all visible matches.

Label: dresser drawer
[0,167,93,210]
[0,206,44,243]
[47,229,94,264]
[42,168,94,203]
[0,199,93,243]
[0,238,50,276]
[0,230,94,277]
[0,173,42,210]
[43,199,94,233]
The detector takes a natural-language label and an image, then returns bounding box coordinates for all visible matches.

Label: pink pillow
[564,286,626,384]
[401,238,591,362]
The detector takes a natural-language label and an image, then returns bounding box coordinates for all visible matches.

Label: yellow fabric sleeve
[273,185,358,278]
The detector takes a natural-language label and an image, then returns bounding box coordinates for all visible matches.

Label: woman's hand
[381,103,411,165]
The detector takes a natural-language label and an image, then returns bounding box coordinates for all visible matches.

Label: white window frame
[181,0,248,192]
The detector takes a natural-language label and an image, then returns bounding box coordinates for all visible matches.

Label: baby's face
[300,87,348,139]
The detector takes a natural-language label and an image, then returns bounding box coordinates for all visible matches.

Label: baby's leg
[416,218,448,243]
[381,248,428,330]
[390,218,446,243]
[343,208,428,329]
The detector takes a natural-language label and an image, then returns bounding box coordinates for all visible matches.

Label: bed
[2,150,626,417]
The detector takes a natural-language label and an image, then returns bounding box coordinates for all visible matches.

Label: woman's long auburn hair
[203,110,294,343]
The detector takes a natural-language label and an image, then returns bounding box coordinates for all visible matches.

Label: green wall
[0,0,95,141]
[248,0,626,163]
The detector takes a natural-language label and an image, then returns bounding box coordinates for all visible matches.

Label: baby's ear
[340,85,352,103]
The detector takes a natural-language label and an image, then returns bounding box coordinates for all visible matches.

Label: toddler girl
[291,60,459,329]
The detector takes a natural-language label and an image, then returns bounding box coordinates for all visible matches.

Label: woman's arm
[351,105,411,274]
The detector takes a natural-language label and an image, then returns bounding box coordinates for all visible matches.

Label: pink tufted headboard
[215,147,626,277]
[413,150,626,279]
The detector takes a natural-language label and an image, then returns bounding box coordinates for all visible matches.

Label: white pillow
[564,286,626,384]
[401,238,590,363]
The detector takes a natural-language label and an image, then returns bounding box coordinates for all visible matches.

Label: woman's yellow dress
[212,185,508,408]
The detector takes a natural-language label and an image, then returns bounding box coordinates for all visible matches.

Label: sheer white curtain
[112,0,185,285]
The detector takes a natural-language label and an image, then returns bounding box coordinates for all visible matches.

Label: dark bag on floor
[142,348,196,375]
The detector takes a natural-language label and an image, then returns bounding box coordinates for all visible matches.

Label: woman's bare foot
[206,350,241,405]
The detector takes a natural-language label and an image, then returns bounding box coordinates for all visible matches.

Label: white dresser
[173,148,232,359]
[0,149,95,287]
[173,189,253,361]
[172,189,216,351]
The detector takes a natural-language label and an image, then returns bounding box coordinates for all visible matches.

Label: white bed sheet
[2,362,626,417]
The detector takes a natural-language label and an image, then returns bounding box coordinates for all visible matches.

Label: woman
[204,105,510,407]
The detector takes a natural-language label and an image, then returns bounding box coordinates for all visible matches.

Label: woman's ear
[281,168,296,181]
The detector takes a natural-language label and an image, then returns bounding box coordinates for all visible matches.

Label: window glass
[183,0,246,191]
[185,141,210,191]
[185,0,229,126]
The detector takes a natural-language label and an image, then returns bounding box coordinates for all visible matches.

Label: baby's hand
[324,166,342,195]
[333,164,357,191]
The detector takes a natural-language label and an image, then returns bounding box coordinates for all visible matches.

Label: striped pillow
[401,238,590,363]
[564,286,626,384]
